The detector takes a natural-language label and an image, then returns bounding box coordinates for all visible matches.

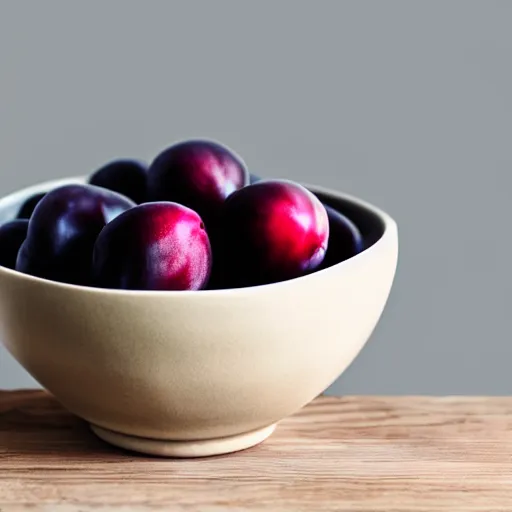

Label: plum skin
[92,202,212,291]
[17,193,46,219]
[220,179,329,287]
[147,140,249,226]
[89,159,148,204]
[321,204,364,268]
[0,219,29,269]
[16,184,135,285]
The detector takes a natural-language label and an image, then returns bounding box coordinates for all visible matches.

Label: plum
[16,184,135,285]
[205,172,260,290]
[221,179,329,287]
[0,220,29,269]
[147,140,249,225]
[89,159,148,204]
[321,204,364,268]
[17,193,46,219]
[92,202,211,291]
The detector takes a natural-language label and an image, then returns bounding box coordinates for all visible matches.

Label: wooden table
[1,391,512,511]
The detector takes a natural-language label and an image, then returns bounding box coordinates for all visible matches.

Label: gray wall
[0,0,510,394]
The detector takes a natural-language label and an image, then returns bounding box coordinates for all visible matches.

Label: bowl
[0,177,398,457]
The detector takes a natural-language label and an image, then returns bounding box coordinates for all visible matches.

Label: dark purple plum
[321,204,364,268]
[221,179,329,287]
[0,220,29,269]
[147,140,249,225]
[17,193,46,219]
[16,184,135,285]
[92,202,211,291]
[89,159,148,204]
[249,173,261,184]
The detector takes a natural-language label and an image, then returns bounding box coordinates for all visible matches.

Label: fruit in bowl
[16,192,46,219]
[16,184,135,286]
[0,219,29,270]
[147,139,249,228]
[0,139,398,457]
[89,159,148,205]
[92,202,212,291]
[220,179,329,287]
[321,204,365,270]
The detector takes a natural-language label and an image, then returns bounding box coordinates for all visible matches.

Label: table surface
[1,390,512,511]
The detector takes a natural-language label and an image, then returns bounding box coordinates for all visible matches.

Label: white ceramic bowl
[0,177,398,457]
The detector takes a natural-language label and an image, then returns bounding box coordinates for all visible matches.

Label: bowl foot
[90,423,277,458]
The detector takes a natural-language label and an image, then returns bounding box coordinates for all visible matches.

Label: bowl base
[90,423,277,458]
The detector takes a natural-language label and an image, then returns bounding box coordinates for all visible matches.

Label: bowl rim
[0,176,398,297]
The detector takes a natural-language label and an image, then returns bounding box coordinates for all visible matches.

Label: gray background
[0,0,510,394]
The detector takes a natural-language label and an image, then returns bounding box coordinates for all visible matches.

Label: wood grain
[1,391,512,511]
